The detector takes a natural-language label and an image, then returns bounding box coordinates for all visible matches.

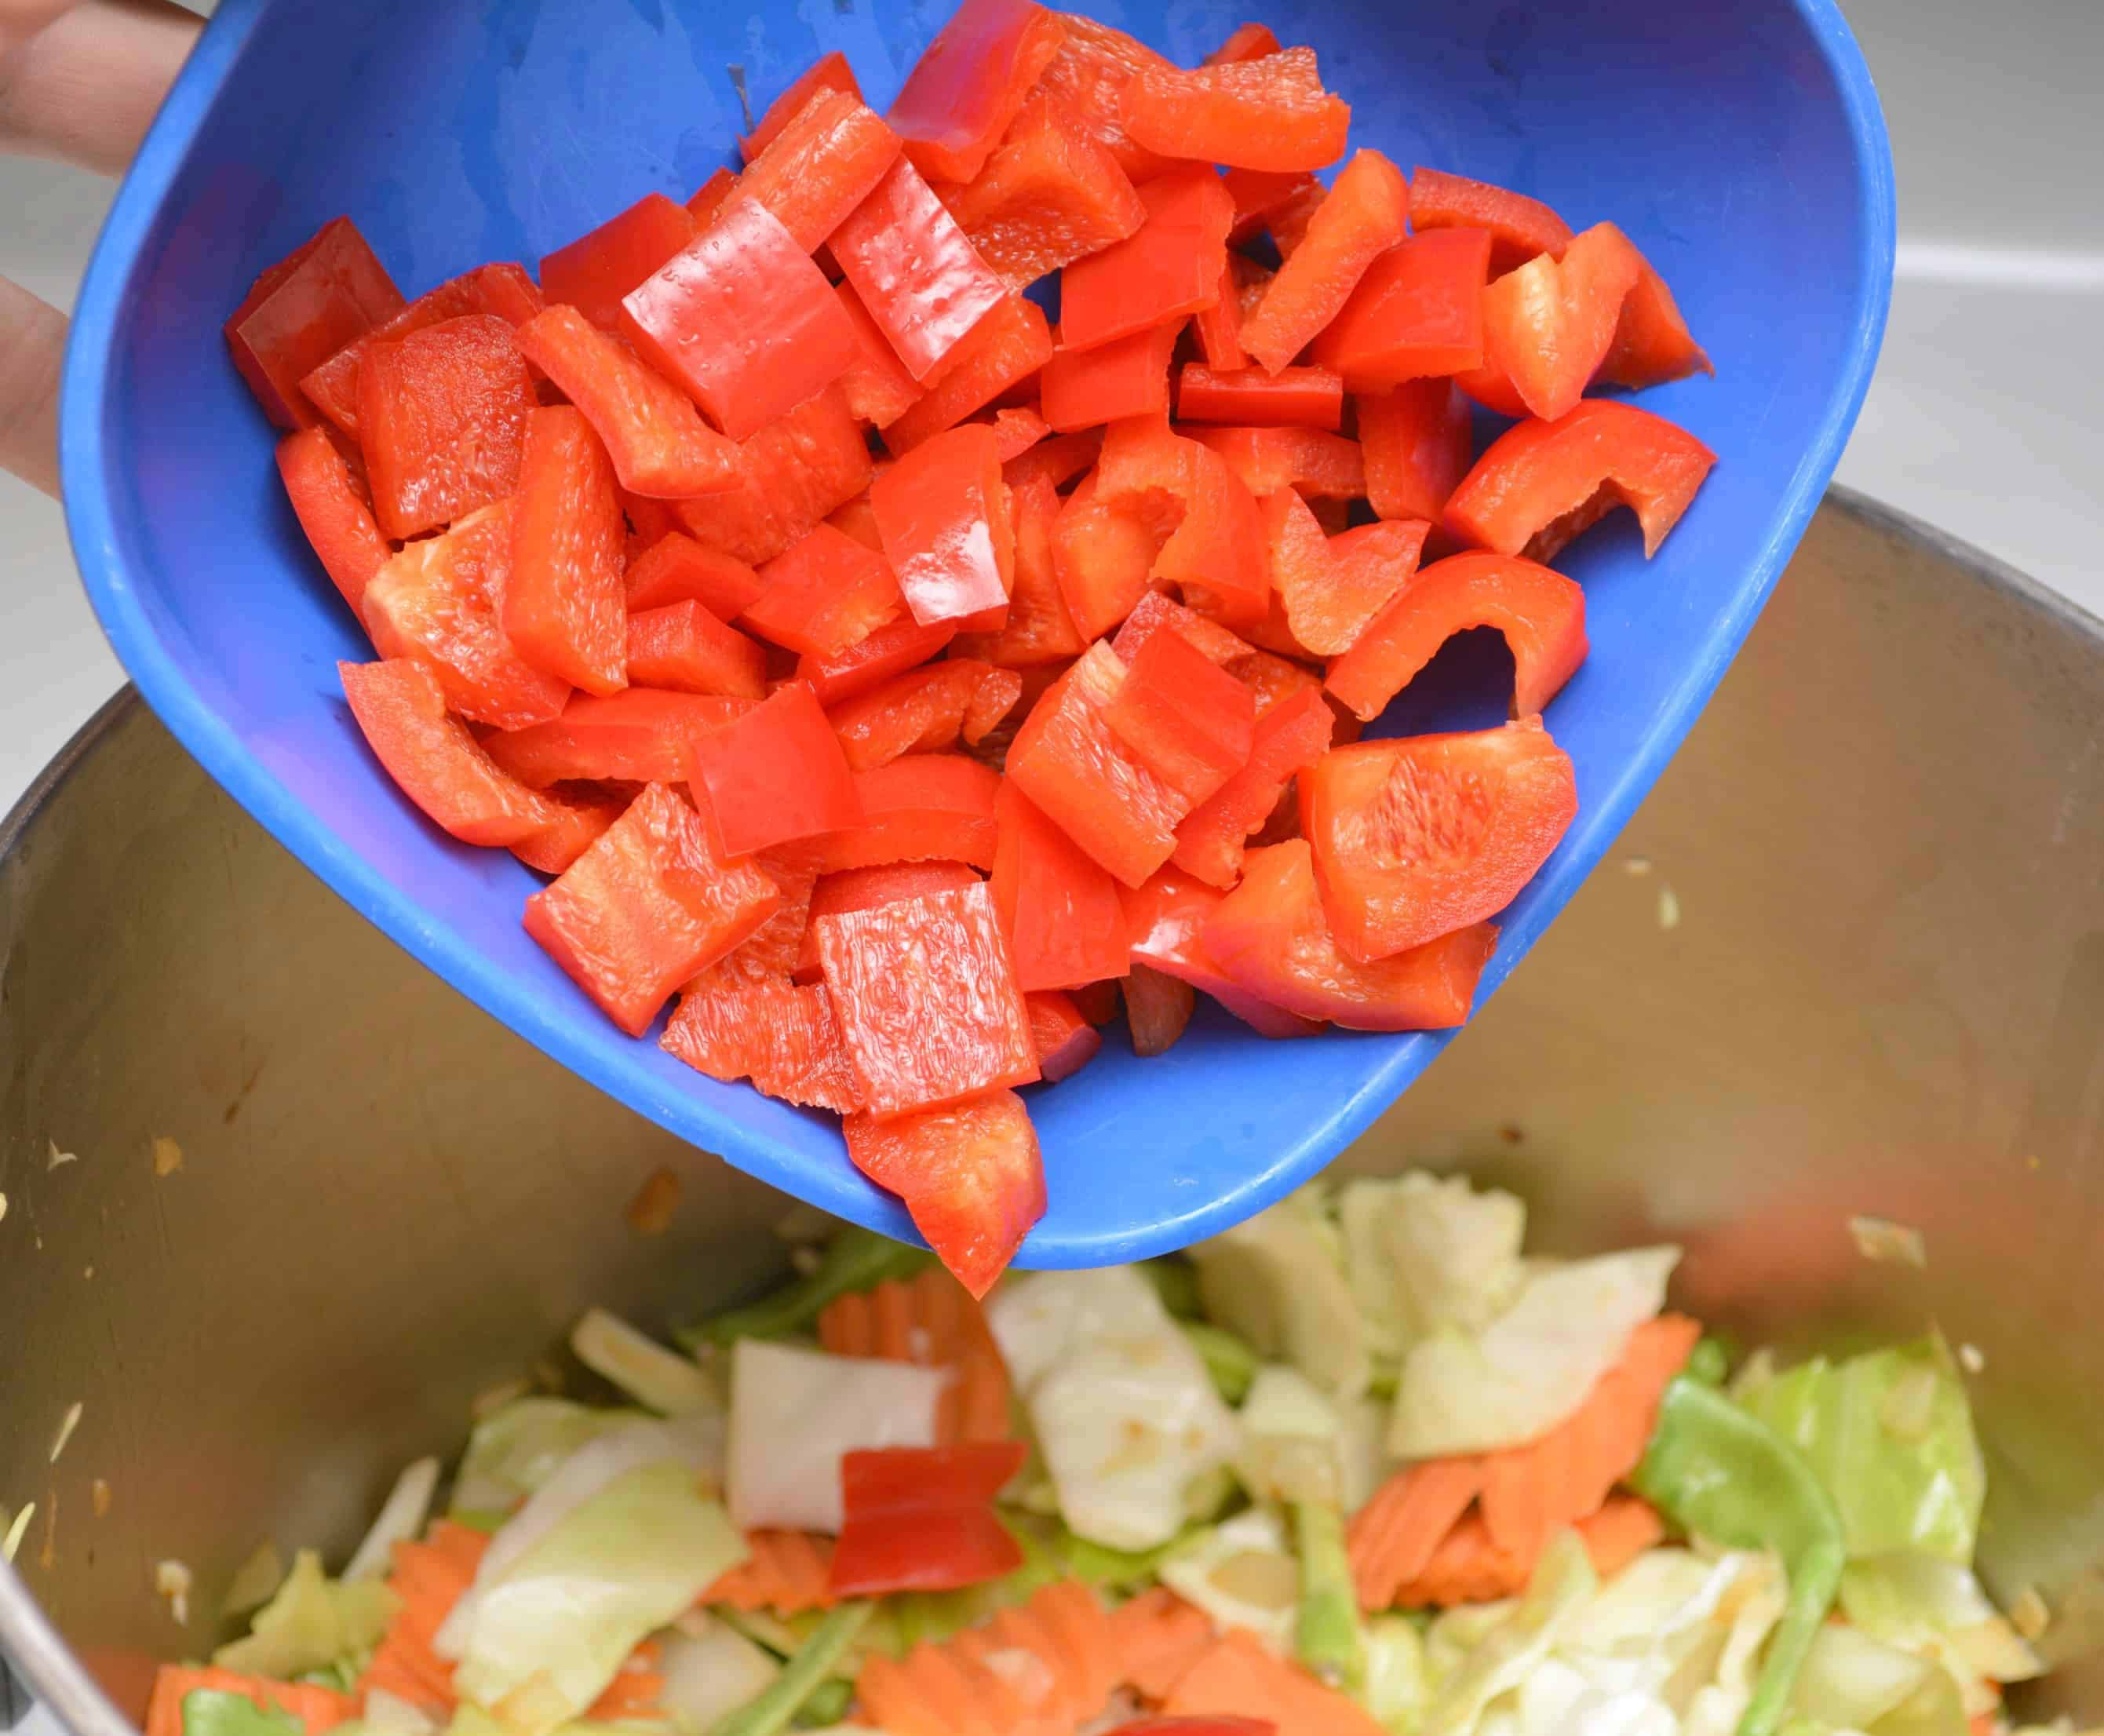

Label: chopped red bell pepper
[1124,962,1196,1055]
[1182,425,1366,500]
[363,499,571,729]
[514,305,742,498]
[687,166,741,226]
[686,841,829,990]
[1121,46,1350,173]
[539,191,697,334]
[1409,167,1573,275]
[828,491,886,552]
[830,156,1008,382]
[990,778,1131,991]
[1205,839,1496,1030]
[226,217,406,429]
[1597,253,1712,390]
[339,658,562,847]
[887,0,1069,184]
[965,665,1023,742]
[828,1441,1029,1596]
[743,523,906,659]
[1057,166,1234,354]
[1103,619,1257,805]
[1260,490,1426,658]
[673,385,874,563]
[1147,439,1271,629]
[816,881,1039,1114]
[1325,549,1588,721]
[510,785,631,875]
[625,531,765,620]
[1206,22,1281,63]
[1027,989,1103,1081]
[357,314,538,540]
[833,279,928,430]
[1121,864,1322,1037]
[827,658,1004,770]
[1476,221,1646,421]
[938,94,1147,290]
[483,689,753,786]
[977,403,1052,461]
[798,617,961,706]
[731,88,905,253]
[1029,15,1177,183]
[300,262,543,436]
[743,51,863,161]
[881,294,1055,454]
[1241,148,1409,374]
[1192,260,1247,370]
[1443,399,1716,562]
[796,859,984,980]
[1230,647,1334,724]
[843,1087,1045,1297]
[276,427,388,622]
[662,979,862,1110]
[1358,379,1474,524]
[621,199,858,440]
[690,680,865,855]
[817,753,1004,872]
[1049,476,1154,648]
[951,472,1087,667]
[1110,590,1253,668]
[505,405,629,696]
[872,424,1013,629]
[1003,425,1102,492]
[1223,167,1324,250]
[1039,319,1183,432]
[1172,684,1333,888]
[1311,228,1492,389]
[1300,717,1577,959]
[625,600,768,699]
[1178,364,1343,431]
[1068,979,1121,1025]
[523,782,783,1036]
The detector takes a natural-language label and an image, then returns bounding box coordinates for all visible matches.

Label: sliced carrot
[1575,1493,1666,1578]
[357,1520,490,1710]
[584,1640,664,1720]
[817,1266,1012,1446]
[702,1527,838,1614]
[1393,1496,1665,1607]
[145,1669,358,1736]
[1110,1586,1218,1701]
[1159,1630,1388,1736]
[1346,1456,1483,1612]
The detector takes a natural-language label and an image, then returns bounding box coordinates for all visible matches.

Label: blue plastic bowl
[60,0,1891,1267]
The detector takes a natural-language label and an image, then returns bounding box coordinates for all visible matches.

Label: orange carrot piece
[1110,1586,1219,1701]
[584,1642,664,1720]
[702,1528,839,1614]
[358,1521,490,1711]
[1160,1630,1389,1736]
[1576,1494,1666,1578]
[1347,1456,1483,1611]
[146,1670,358,1736]
[816,1267,1013,1446]
[856,1579,1116,1736]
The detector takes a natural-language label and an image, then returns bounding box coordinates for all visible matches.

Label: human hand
[1,0,201,496]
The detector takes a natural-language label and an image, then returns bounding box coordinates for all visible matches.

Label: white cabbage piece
[990,1267,1241,1550]
[1515,1657,1677,1736]
[450,1399,650,1517]
[345,1457,442,1583]
[1238,1365,1346,1507]
[1158,1505,1300,1654]
[1190,1191,1370,1399]
[1390,1246,1680,1457]
[1363,1614,1431,1733]
[725,1338,946,1534]
[571,1309,724,1420]
[1840,1553,2047,1716]
[1420,1530,1598,1736]
[1789,1621,1967,1736]
[656,1614,781,1734]
[212,1547,397,1679]
[363,1689,438,1736]
[1339,1173,1528,1359]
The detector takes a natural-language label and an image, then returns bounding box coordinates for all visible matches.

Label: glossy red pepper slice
[742,523,906,659]
[1110,590,1253,668]
[990,778,1131,992]
[742,51,863,161]
[797,616,959,706]
[816,753,1003,873]
[977,404,1052,461]
[1242,148,1410,374]
[1191,259,1247,370]
[731,88,905,253]
[686,166,740,227]
[1121,46,1350,173]
[275,428,388,622]
[625,531,765,620]
[1121,864,1322,1038]
[952,472,1088,667]
[828,1441,1029,1596]
[1258,490,1425,659]
[358,314,538,540]
[1049,472,1158,643]
[225,217,405,429]
[1597,252,1712,389]
[1443,399,1716,563]
[826,658,997,771]
[833,279,928,431]
[1358,380,1474,524]
[504,405,629,696]
[685,841,829,991]
[1312,228,1492,390]
[1178,364,1342,431]
[509,786,631,876]
[888,0,1069,184]
[795,860,983,981]
[662,979,862,1111]
[1122,962,1195,1055]
[1040,319,1182,432]
[1182,425,1365,500]
[539,192,697,334]
[881,294,1055,454]
[843,1088,1045,1297]
[1094,419,1270,629]
[830,155,1007,382]
[871,423,1013,628]
[1409,167,1573,275]
[1026,989,1103,1081]
[483,689,752,786]
[1003,426,1103,493]
[1058,166,1234,354]
[1300,717,1577,961]
[1028,15,1176,182]
[1478,221,1646,422]
[1104,609,1257,805]
[625,600,768,699]
[673,385,874,563]
[1223,167,1323,249]
[1172,684,1333,888]
[690,680,864,855]
[1205,23,1281,63]
[1325,549,1588,723]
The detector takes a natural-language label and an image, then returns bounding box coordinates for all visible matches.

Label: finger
[0,0,200,176]
[0,2,78,60]
[0,272,64,498]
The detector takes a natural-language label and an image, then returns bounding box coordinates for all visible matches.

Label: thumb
[0,274,65,498]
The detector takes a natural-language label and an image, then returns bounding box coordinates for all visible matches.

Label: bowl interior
[60,0,1891,1264]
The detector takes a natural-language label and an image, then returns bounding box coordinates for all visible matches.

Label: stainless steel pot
[5,491,2102,1729]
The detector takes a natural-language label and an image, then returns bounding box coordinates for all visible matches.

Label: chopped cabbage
[213,1548,397,1679]
[1339,1173,1527,1360]
[724,1338,946,1534]
[1840,1553,2045,1716]
[657,1614,782,1734]
[1238,1364,1347,1506]
[1420,1530,1598,1736]
[1391,1247,1680,1457]
[1158,1505,1300,1653]
[345,1457,441,1583]
[988,1267,1241,1549]
[179,1690,306,1736]
[363,1690,437,1736]
[570,1309,724,1419]
[451,1399,650,1516]
[1362,1614,1431,1733]
[1788,1621,1966,1736]
[1190,1191,1369,1399]
[1515,1657,1676,1736]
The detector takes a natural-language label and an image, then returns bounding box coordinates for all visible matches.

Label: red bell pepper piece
[826,658,998,771]
[483,690,750,786]
[952,472,1087,667]
[1058,166,1234,354]
[686,166,740,226]
[1123,962,1195,1055]
[688,680,862,856]
[743,51,863,161]
[1104,622,1257,806]
[817,753,1003,872]
[817,880,1038,1114]
[1178,365,1343,431]
[828,492,885,552]
[1597,255,1713,390]
[1192,260,1247,370]
[685,841,829,990]
[1263,491,1428,658]
[798,617,960,706]
[621,200,857,441]
[1476,221,1646,422]
[539,192,697,334]
[1121,865,1322,1037]
[1358,380,1474,524]
[357,314,537,540]
[673,385,874,563]
[504,406,629,696]
[881,294,1055,454]
[275,428,388,622]
[1098,421,1271,629]
[990,779,1131,992]
[742,523,906,659]
[524,782,782,1036]
[1173,684,1333,888]
[514,305,742,498]
[1444,399,1717,562]
[833,280,927,430]
[1312,228,1492,390]
[510,786,631,876]
[625,600,768,699]
[1039,319,1182,432]
[662,979,862,1110]
[1205,840,1496,1030]
[1182,425,1365,501]
[1241,148,1409,375]
[363,500,570,729]
[300,262,542,436]
[1003,426,1103,493]
[1068,979,1121,1025]
[1230,647,1333,724]
[843,1087,1045,1297]
[887,0,1068,184]
[1121,46,1350,173]
[795,860,983,980]
[730,88,905,253]
[1028,989,1102,1081]
[338,658,562,847]
[830,157,1007,382]
[1110,590,1253,669]
[625,531,765,619]
[1409,167,1573,275]
[1030,16,1176,182]
[938,93,1147,290]
[1206,23,1280,63]
[1300,717,1577,960]
[964,666,1023,743]
[871,424,1013,629]
[226,217,405,429]
[1007,645,1191,888]
[828,1441,1029,1596]
[1223,167,1323,250]
[978,403,1052,461]
[1049,472,1156,643]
